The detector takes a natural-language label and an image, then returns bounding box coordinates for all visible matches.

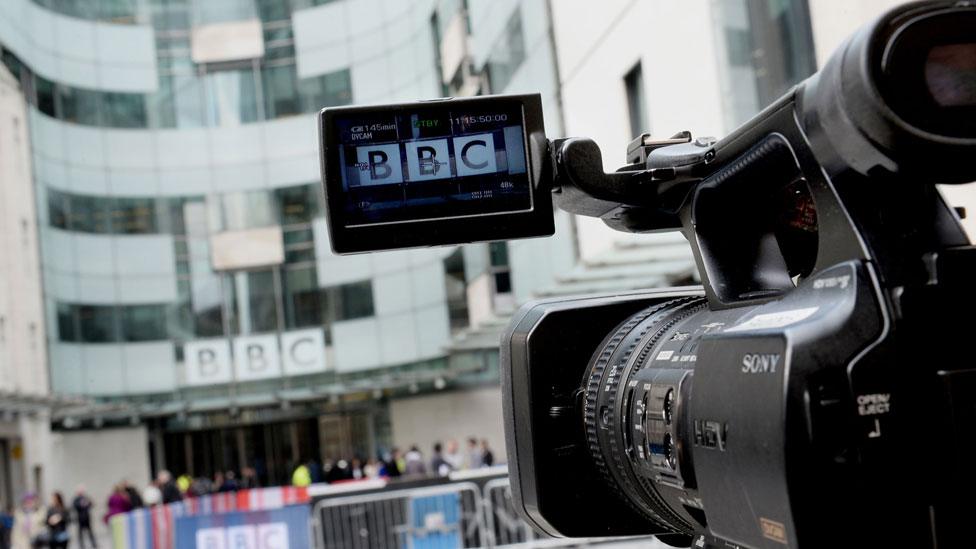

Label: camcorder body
[318,2,976,548]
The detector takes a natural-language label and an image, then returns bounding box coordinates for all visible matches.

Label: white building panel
[123,342,177,393]
[332,317,382,372]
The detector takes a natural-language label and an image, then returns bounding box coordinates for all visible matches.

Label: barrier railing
[312,482,486,549]
[110,470,652,548]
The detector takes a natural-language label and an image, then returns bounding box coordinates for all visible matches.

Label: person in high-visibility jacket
[292,463,311,487]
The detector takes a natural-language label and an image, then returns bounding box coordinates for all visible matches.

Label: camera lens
[581,296,706,537]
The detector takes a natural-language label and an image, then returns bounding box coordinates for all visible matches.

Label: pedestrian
[466,437,483,469]
[363,458,381,479]
[430,442,452,476]
[142,480,162,507]
[157,471,182,504]
[218,471,239,492]
[350,458,364,480]
[306,458,323,484]
[444,439,463,471]
[211,472,224,494]
[404,446,426,475]
[291,462,311,487]
[104,484,132,526]
[176,474,192,495]
[11,493,44,549]
[481,439,495,467]
[122,481,143,509]
[72,486,97,549]
[383,449,402,478]
[44,493,69,549]
[239,467,259,490]
[0,505,13,549]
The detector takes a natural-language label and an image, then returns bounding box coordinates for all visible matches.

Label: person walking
[71,487,97,549]
[465,437,483,469]
[430,442,452,477]
[481,439,495,467]
[104,484,132,526]
[291,462,311,487]
[142,481,162,507]
[11,493,45,549]
[44,493,69,549]
[403,446,426,476]
[122,482,143,509]
[444,439,463,471]
[0,505,13,549]
[157,471,183,505]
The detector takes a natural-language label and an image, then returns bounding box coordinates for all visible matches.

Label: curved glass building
[0,0,576,489]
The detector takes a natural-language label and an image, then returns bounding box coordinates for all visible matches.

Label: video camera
[319,2,976,547]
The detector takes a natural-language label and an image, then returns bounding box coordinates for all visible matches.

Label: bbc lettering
[184,328,327,387]
[356,133,498,185]
[197,523,289,549]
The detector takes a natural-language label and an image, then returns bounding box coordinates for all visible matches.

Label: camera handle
[549,134,709,233]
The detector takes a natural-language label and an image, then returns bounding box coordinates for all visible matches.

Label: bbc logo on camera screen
[334,105,532,226]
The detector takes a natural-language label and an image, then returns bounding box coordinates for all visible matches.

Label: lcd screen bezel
[319,93,553,254]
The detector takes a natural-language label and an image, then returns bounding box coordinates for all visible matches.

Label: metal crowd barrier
[312,475,608,549]
[482,478,534,547]
[312,482,486,549]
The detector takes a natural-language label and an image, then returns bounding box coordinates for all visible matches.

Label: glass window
[624,62,648,138]
[299,68,352,112]
[56,303,77,342]
[291,0,341,9]
[191,276,224,337]
[282,227,313,246]
[2,49,26,83]
[485,9,525,93]
[152,74,207,129]
[113,197,158,234]
[246,270,278,333]
[256,0,290,23]
[167,301,194,342]
[275,184,319,225]
[122,304,168,341]
[285,248,315,264]
[489,241,509,267]
[205,69,261,126]
[218,190,277,231]
[443,249,468,331]
[262,65,301,119]
[263,25,294,45]
[335,280,374,321]
[57,86,102,125]
[165,196,204,235]
[192,0,255,25]
[102,92,148,128]
[151,2,191,32]
[47,188,69,230]
[67,195,113,233]
[34,75,56,117]
[100,0,138,23]
[712,0,816,128]
[283,266,324,329]
[78,305,119,343]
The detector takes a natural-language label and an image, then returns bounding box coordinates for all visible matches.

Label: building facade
[0,0,577,497]
[1,0,958,515]
[0,61,53,511]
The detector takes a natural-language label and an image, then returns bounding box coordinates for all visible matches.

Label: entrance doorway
[160,410,380,487]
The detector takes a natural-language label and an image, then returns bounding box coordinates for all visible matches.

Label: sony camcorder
[319,2,976,547]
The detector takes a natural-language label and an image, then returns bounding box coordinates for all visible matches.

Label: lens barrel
[582,297,707,537]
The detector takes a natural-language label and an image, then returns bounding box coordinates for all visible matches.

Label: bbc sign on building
[183,328,327,387]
